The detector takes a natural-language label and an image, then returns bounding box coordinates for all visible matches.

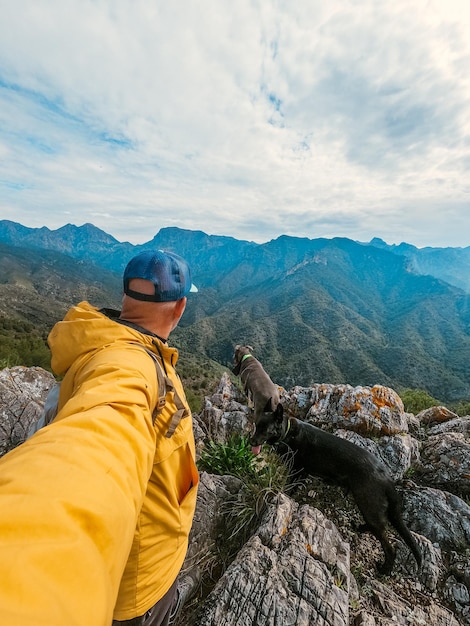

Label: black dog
[251,404,422,576]
[232,345,281,441]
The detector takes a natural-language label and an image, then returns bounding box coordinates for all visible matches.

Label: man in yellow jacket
[0,249,199,626]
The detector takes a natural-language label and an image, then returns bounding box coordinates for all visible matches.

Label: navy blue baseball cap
[123,250,198,302]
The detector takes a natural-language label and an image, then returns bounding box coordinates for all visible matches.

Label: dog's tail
[387,486,422,568]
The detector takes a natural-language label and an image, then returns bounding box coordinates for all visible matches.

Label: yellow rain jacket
[0,302,199,626]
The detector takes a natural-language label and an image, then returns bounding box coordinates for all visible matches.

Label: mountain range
[0,219,469,402]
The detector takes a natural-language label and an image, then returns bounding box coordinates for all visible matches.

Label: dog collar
[241,354,253,362]
[280,418,291,441]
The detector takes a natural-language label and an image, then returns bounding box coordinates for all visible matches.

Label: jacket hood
[48,301,177,376]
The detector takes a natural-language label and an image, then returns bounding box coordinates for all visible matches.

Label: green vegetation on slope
[2,234,470,403]
[0,316,51,370]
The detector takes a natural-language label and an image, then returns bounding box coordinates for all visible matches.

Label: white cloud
[0,0,468,247]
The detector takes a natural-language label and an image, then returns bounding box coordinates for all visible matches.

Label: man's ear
[174,297,187,320]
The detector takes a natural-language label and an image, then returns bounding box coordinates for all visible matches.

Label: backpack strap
[138,347,168,420]
[162,376,191,438]
[138,346,190,437]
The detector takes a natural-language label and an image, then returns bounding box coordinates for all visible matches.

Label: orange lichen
[342,401,362,416]
[371,387,394,409]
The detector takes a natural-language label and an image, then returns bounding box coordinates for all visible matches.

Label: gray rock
[285,383,408,435]
[194,493,350,626]
[445,576,470,606]
[417,433,470,497]
[406,412,422,436]
[0,366,56,455]
[445,576,470,625]
[198,374,251,442]
[395,532,443,591]
[401,486,470,551]
[359,579,460,625]
[378,433,420,480]
[428,416,470,438]
[417,405,459,426]
[335,429,420,480]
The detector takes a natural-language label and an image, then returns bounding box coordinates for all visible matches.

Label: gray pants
[112,579,179,626]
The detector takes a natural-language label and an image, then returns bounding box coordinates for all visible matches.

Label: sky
[0,1,469,248]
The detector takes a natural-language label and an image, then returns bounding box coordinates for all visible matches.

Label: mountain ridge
[2,219,469,292]
[0,220,469,401]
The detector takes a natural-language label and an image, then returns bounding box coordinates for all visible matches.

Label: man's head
[123,250,197,302]
[120,250,197,338]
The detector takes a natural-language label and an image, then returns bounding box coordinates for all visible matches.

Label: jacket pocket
[178,455,199,545]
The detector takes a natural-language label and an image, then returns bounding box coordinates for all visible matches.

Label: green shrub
[398,388,441,414]
[0,316,51,371]
[399,387,470,417]
[450,400,470,417]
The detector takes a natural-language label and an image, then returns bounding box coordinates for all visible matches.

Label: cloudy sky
[0,1,469,248]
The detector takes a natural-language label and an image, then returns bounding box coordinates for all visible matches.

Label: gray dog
[250,404,422,576]
[232,345,281,448]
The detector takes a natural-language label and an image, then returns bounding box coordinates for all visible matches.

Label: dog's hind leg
[354,489,396,575]
[387,487,422,570]
[368,524,396,576]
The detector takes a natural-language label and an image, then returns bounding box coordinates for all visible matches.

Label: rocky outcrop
[194,495,351,626]
[354,578,461,625]
[185,374,470,626]
[401,486,470,551]
[417,405,460,425]
[1,368,469,625]
[0,365,55,456]
[284,384,408,435]
[417,432,470,496]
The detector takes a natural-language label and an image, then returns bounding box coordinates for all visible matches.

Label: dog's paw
[377,563,393,577]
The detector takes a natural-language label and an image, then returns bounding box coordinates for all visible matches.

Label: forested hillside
[1,222,469,403]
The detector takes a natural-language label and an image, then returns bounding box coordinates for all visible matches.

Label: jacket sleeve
[0,345,158,626]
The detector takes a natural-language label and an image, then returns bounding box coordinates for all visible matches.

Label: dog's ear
[273,403,284,422]
[263,398,273,413]
[232,345,242,374]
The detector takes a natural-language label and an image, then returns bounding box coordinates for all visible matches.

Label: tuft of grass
[222,447,291,541]
[198,434,259,479]
[198,436,291,561]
